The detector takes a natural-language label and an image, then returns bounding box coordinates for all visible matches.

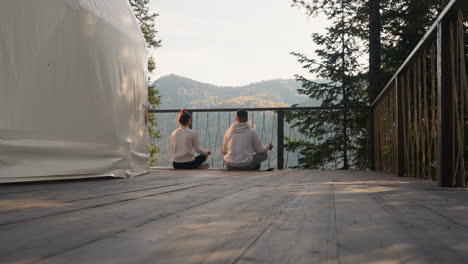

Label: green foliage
[378,0,440,82]
[130,0,161,166]
[290,0,443,169]
[288,0,369,170]
[294,0,441,86]
[129,0,161,50]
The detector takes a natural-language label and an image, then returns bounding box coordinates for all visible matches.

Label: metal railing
[371,0,468,187]
[150,106,370,170]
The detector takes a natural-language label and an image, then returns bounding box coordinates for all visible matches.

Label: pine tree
[289,0,443,169]
[368,0,382,102]
[355,0,440,100]
[292,0,381,103]
[129,0,162,166]
[288,0,369,169]
[379,0,440,83]
[294,0,441,102]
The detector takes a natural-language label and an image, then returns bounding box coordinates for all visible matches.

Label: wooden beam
[437,19,455,187]
[369,110,376,171]
[395,76,406,176]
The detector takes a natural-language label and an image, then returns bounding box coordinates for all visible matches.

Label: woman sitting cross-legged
[171,109,211,169]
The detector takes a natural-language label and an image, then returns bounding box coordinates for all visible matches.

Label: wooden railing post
[369,109,376,171]
[437,19,454,187]
[396,77,406,176]
[277,110,285,170]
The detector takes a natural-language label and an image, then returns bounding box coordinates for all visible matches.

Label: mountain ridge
[153,74,319,109]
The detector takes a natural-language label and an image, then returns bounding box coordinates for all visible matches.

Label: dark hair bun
[178,109,191,125]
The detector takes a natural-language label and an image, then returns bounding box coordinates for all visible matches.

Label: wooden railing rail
[371,0,468,187]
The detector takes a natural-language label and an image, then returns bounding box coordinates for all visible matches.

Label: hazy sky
[149,0,327,86]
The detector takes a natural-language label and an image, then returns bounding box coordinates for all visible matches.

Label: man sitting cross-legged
[222,110,274,170]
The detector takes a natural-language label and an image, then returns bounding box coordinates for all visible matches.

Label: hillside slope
[153,74,319,109]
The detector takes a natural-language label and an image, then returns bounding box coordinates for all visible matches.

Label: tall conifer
[289,0,442,169]
[130,0,162,165]
[288,0,369,169]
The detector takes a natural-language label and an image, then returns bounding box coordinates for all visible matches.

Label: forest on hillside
[153,74,321,109]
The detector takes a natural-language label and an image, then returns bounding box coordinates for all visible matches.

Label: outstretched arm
[252,131,270,154]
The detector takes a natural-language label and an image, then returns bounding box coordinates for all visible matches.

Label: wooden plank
[0,169,190,196]
[0,171,278,263]
[3,170,468,264]
[0,171,245,217]
[329,171,468,263]
[369,190,468,263]
[0,171,244,214]
[331,174,436,263]
[34,178,300,264]
[0,172,265,226]
[235,175,336,264]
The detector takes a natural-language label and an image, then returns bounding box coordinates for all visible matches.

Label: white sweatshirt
[171,126,209,163]
[222,123,269,166]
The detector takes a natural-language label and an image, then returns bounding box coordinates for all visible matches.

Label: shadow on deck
[1,169,468,263]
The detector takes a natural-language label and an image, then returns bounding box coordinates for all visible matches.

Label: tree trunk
[368,0,382,102]
[341,0,349,170]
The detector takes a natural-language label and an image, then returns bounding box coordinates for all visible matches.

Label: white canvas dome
[0,0,151,182]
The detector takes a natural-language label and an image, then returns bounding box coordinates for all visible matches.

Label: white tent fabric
[0,0,151,183]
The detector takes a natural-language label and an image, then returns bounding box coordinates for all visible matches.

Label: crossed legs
[226,152,268,170]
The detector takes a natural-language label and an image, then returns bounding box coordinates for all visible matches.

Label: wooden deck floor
[1,169,468,264]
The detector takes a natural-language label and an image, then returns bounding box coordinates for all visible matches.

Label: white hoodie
[222,123,269,166]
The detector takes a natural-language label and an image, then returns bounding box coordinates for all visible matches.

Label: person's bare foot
[198,163,209,169]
